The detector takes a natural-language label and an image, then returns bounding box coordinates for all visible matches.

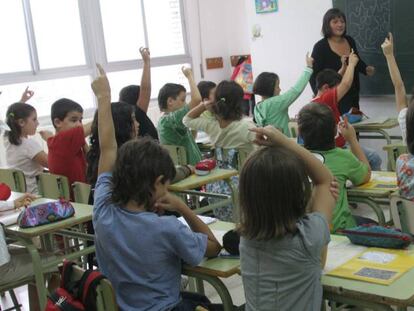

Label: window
[0,0,191,125]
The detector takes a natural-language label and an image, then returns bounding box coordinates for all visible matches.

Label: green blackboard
[333,0,414,95]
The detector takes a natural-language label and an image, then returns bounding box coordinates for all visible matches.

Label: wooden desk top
[5,193,93,239]
[168,169,238,192]
[353,118,398,130]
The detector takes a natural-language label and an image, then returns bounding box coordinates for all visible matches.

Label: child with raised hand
[91,64,221,311]
[239,125,335,311]
[253,53,314,136]
[382,33,409,142]
[157,67,203,165]
[5,88,48,193]
[119,47,158,140]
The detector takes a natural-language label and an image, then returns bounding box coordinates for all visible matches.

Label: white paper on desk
[371,172,396,183]
[0,209,22,226]
[323,239,366,274]
[178,215,217,228]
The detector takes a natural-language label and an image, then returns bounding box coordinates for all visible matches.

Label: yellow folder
[327,248,414,285]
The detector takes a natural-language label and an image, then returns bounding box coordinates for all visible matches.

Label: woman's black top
[310,35,368,114]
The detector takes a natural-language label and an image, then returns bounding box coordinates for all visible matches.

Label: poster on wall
[255,0,278,14]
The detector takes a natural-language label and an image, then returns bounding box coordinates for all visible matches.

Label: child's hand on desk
[14,193,37,209]
[338,117,357,142]
[154,192,187,215]
[91,64,111,100]
[250,126,286,147]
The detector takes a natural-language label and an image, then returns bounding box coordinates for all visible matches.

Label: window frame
[0,0,192,123]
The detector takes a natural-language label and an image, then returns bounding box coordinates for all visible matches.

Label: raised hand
[181,66,193,79]
[381,32,394,56]
[20,86,34,103]
[348,49,359,67]
[338,116,357,142]
[250,126,286,147]
[139,47,150,63]
[91,64,111,99]
[306,52,314,68]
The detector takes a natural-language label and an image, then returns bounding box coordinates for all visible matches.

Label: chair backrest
[390,193,414,235]
[383,142,407,171]
[288,121,299,138]
[37,173,70,200]
[0,168,26,192]
[216,148,249,171]
[163,145,188,165]
[70,264,118,311]
[72,182,91,204]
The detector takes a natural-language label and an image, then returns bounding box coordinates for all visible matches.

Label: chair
[0,168,26,192]
[288,121,299,138]
[37,173,70,200]
[390,193,414,235]
[163,145,188,165]
[69,264,118,311]
[383,142,407,171]
[72,182,91,204]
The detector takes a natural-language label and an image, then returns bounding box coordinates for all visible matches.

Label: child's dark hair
[316,69,342,90]
[51,98,83,128]
[157,83,186,111]
[298,103,336,151]
[87,102,135,185]
[322,8,347,38]
[119,85,140,107]
[213,81,243,121]
[197,81,216,100]
[253,72,279,98]
[239,147,311,240]
[5,102,36,145]
[111,137,176,209]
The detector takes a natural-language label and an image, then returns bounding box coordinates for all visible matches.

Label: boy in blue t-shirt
[91,64,221,311]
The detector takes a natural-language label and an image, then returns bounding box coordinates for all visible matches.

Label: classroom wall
[244,0,332,115]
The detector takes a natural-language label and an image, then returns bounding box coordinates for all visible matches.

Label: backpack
[45,260,106,311]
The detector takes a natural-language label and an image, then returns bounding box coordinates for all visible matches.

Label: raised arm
[136,47,151,113]
[91,64,117,175]
[182,67,202,109]
[20,86,34,103]
[251,126,335,223]
[337,50,359,102]
[382,33,407,112]
[82,121,93,137]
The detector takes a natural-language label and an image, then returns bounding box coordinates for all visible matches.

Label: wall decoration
[206,57,224,69]
[255,0,278,14]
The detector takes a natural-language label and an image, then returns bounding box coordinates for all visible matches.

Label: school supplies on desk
[354,117,390,126]
[178,215,217,227]
[0,209,23,226]
[195,159,217,176]
[351,171,397,191]
[327,247,414,285]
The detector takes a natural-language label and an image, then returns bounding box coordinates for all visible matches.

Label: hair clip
[216,97,226,105]
[7,112,14,118]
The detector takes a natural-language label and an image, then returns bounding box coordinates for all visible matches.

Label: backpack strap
[77,269,106,310]
[48,292,84,311]
[61,260,75,288]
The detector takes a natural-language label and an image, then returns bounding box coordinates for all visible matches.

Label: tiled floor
[1,202,413,311]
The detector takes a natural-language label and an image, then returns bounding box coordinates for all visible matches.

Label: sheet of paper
[323,239,366,274]
[178,215,217,228]
[355,117,389,126]
[0,209,22,226]
[359,251,396,264]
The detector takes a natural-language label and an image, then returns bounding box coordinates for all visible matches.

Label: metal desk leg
[324,292,393,311]
[348,196,386,225]
[184,271,234,311]
[224,178,239,223]
[25,243,48,309]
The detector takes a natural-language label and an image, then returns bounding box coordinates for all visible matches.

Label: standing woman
[310,8,375,114]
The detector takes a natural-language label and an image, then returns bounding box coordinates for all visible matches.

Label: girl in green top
[253,53,314,136]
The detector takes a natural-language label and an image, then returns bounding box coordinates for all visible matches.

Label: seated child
[119,47,158,140]
[91,65,221,310]
[382,33,409,142]
[298,103,373,231]
[312,51,382,170]
[239,126,335,311]
[157,67,202,165]
[183,81,257,221]
[44,98,92,189]
[253,53,314,136]
[197,80,217,120]
[5,94,48,193]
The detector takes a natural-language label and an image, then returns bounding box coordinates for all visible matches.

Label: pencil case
[338,224,412,249]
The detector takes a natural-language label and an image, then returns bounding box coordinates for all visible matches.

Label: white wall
[244,0,331,116]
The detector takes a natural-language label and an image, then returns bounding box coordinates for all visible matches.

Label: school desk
[3,193,95,310]
[169,169,239,221]
[347,171,398,225]
[323,235,414,311]
[183,221,239,311]
[353,117,398,145]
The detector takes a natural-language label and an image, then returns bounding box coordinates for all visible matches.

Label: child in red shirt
[42,98,92,188]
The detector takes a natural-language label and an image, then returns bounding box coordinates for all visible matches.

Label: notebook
[178,215,217,227]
